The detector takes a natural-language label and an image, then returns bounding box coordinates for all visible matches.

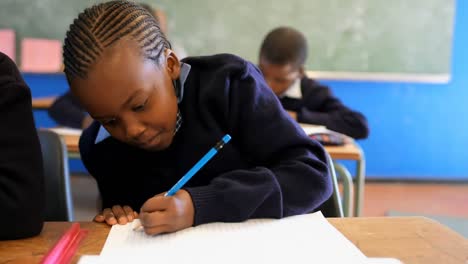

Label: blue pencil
[134,134,231,231]
[165,134,231,196]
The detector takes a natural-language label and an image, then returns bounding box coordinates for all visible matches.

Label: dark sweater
[0,52,44,240]
[80,54,332,225]
[280,77,369,139]
[48,91,86,129]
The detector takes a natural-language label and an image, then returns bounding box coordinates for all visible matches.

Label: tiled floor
[70,174,468,221]
[362,182,468,217]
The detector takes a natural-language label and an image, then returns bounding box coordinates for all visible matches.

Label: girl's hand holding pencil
[137,189,195,235]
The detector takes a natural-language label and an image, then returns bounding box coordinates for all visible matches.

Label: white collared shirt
[279,78,302,99]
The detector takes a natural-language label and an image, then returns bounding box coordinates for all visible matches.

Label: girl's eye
[132,99,148,112]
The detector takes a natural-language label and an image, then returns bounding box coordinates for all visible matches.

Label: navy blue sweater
[0,52,44,239]
[281,77,369,139]
[80,54,332,225]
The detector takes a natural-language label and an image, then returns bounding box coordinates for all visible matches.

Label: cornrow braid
[63,0,171,80]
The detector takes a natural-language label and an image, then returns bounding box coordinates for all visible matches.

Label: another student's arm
[48,91,89,129]
[185,61,333,225]
[0,54,44,239]
[297,81,369,139]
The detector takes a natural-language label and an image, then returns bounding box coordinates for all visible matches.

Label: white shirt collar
[279,78,302,99]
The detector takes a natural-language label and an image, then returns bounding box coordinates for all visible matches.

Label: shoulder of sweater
[79,122,101,154]
[0,53,22,80]
[79,122,147,168]
[0,52,19,78]
[0,52,14,70]
[182,53,258,78]
[0,54,30,99]
[79,122,133,154]
[300,76,332,97]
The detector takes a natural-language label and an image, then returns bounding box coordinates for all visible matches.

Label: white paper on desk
[79,256,403,264]
[96,212,368,263]
[299,123,328,135]
[299,123,353,144]
[49,127,83,136]
[367,258,403,264]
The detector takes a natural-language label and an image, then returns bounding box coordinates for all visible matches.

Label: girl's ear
[164,49,181,80]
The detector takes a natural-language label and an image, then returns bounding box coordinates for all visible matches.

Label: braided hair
[63,1,171,80]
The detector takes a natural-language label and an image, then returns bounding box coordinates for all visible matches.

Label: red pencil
[40,223,88,264]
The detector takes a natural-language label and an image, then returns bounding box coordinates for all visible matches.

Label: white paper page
[79,256,403,264]
[49,127,83,136]
[300,123,354,144]
[77,255,101,264]
[299,123,328,135]
[99,212,367,264]
[367,258,403,264]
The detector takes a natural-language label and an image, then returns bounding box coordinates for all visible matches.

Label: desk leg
[333,162,354,217]
[353,148,366,217]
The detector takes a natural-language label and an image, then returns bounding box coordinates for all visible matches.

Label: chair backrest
[37,129,74,221]
[315,152,344,218]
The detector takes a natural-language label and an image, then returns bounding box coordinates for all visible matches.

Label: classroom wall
[323,0,467,180]
[24,1,467,180]
[0,0,455,75]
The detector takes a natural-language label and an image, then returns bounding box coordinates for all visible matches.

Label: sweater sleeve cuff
[184,185,222,226]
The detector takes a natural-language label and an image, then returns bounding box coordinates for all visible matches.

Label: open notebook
[300,123,328,135]
[78,212,401,264]
[48,127,83,136]
[299,123,353,146]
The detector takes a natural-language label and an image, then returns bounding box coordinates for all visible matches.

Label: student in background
[0,52,44,239]
[63,1,331,235]
[258,27,369,139]
[48,2,186,129]
[48,91,93,129]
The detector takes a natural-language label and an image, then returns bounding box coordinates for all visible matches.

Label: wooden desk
[32,96,56,110]
[63,134,80,154]
[325,143,362,160]
[329,217,468,264]
[0,217,466,264]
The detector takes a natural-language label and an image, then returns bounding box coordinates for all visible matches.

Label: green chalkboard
[0,0,455,74]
